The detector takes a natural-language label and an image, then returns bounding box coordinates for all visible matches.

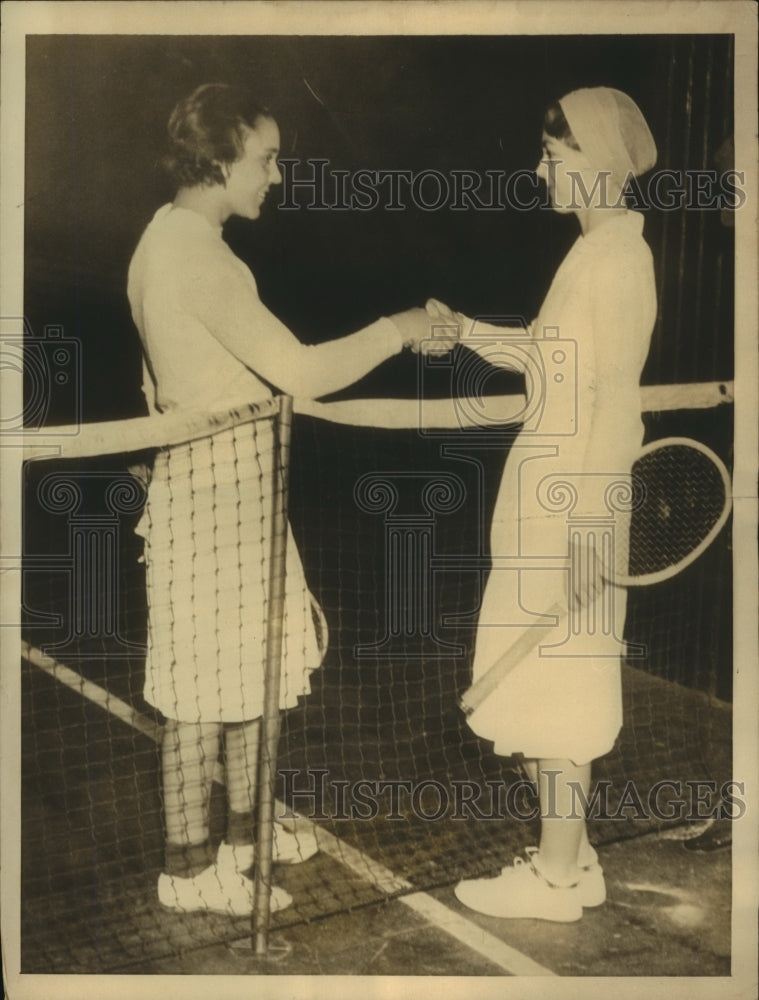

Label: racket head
[608,436,732,586]
[309,592,330,663]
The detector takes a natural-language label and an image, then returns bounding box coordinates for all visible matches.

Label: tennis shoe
[273,825,319,864]
[578,861,606,907]
[157,863,292,917]
[524,846,606,907]
[216,841,255,875]
[454,852,583,922]
[217,826,319,874]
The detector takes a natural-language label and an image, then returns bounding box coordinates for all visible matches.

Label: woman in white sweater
[129,83,438,916]
[437,87,658,922]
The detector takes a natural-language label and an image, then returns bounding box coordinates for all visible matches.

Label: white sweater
[128,204,402,415]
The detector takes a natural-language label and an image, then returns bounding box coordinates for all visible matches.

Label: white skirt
[135,421,322,723]
[467,447,627,765]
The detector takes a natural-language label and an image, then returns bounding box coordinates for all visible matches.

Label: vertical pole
[253,395,293,955]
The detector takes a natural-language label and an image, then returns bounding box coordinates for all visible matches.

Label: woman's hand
[566,534,606,611]
[425,297,468,330]
[389,307,459,354]
[424,298,464,353]
[425,297,456,320]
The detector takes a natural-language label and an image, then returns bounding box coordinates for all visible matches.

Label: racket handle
[458,602,566,716]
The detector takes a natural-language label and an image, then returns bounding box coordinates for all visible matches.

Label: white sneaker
[578,861,606,907]
[216,841,255,875]
[455,851,583,923]
[218,826,319,873]
[522,846,607,907]
[157,862,292,916]
[569,845,607,907]
[273,825,319,865]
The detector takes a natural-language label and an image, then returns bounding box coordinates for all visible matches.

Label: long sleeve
[181,250,403,400]
[459,313,536,372]
[580,253,656,484]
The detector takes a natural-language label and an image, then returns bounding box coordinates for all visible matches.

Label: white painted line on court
[22,641,229,785]
[23,642,557,977]
[402,891,557,977]
[313,820,556,977]
[308,821,411,897]
[22,640,164,743]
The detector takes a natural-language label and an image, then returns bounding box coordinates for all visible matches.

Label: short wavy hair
[162,83,272,189]
[543,102,581,151]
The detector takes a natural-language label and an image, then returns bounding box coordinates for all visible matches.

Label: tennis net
[17,380,733,971]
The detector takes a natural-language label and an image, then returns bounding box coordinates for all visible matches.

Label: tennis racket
[309,592,330,663]
[459,437,732,716]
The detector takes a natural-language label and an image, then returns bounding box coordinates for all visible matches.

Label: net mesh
[17,388,732,972]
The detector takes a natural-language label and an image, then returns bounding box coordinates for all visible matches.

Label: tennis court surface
[20,645,732,977]
[14,398,737,979]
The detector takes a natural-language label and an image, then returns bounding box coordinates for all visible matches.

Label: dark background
[24,34,734,422]
[16,37,737,973]
[22,34,735,701]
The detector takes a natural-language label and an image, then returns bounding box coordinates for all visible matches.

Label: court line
[21,640,164,743]
[21,642,556,977]
[311,822,555,976]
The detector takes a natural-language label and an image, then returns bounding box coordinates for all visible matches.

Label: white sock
[531,851,581,889]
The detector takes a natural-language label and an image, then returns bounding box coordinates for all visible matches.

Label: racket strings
[627,443,729,579]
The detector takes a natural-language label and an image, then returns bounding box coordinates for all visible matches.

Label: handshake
[390,299,465,355]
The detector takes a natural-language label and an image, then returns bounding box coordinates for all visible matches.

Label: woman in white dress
[434,88,657,922]
[129,83,439,916]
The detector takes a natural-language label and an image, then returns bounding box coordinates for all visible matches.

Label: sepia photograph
[1,2,756,998]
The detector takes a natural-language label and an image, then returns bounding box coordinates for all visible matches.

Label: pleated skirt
[135,421,321,723]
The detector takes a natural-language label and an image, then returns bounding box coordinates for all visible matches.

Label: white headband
[559,87,657,190]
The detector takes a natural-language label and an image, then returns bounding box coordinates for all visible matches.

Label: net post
[253,394,293,956]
